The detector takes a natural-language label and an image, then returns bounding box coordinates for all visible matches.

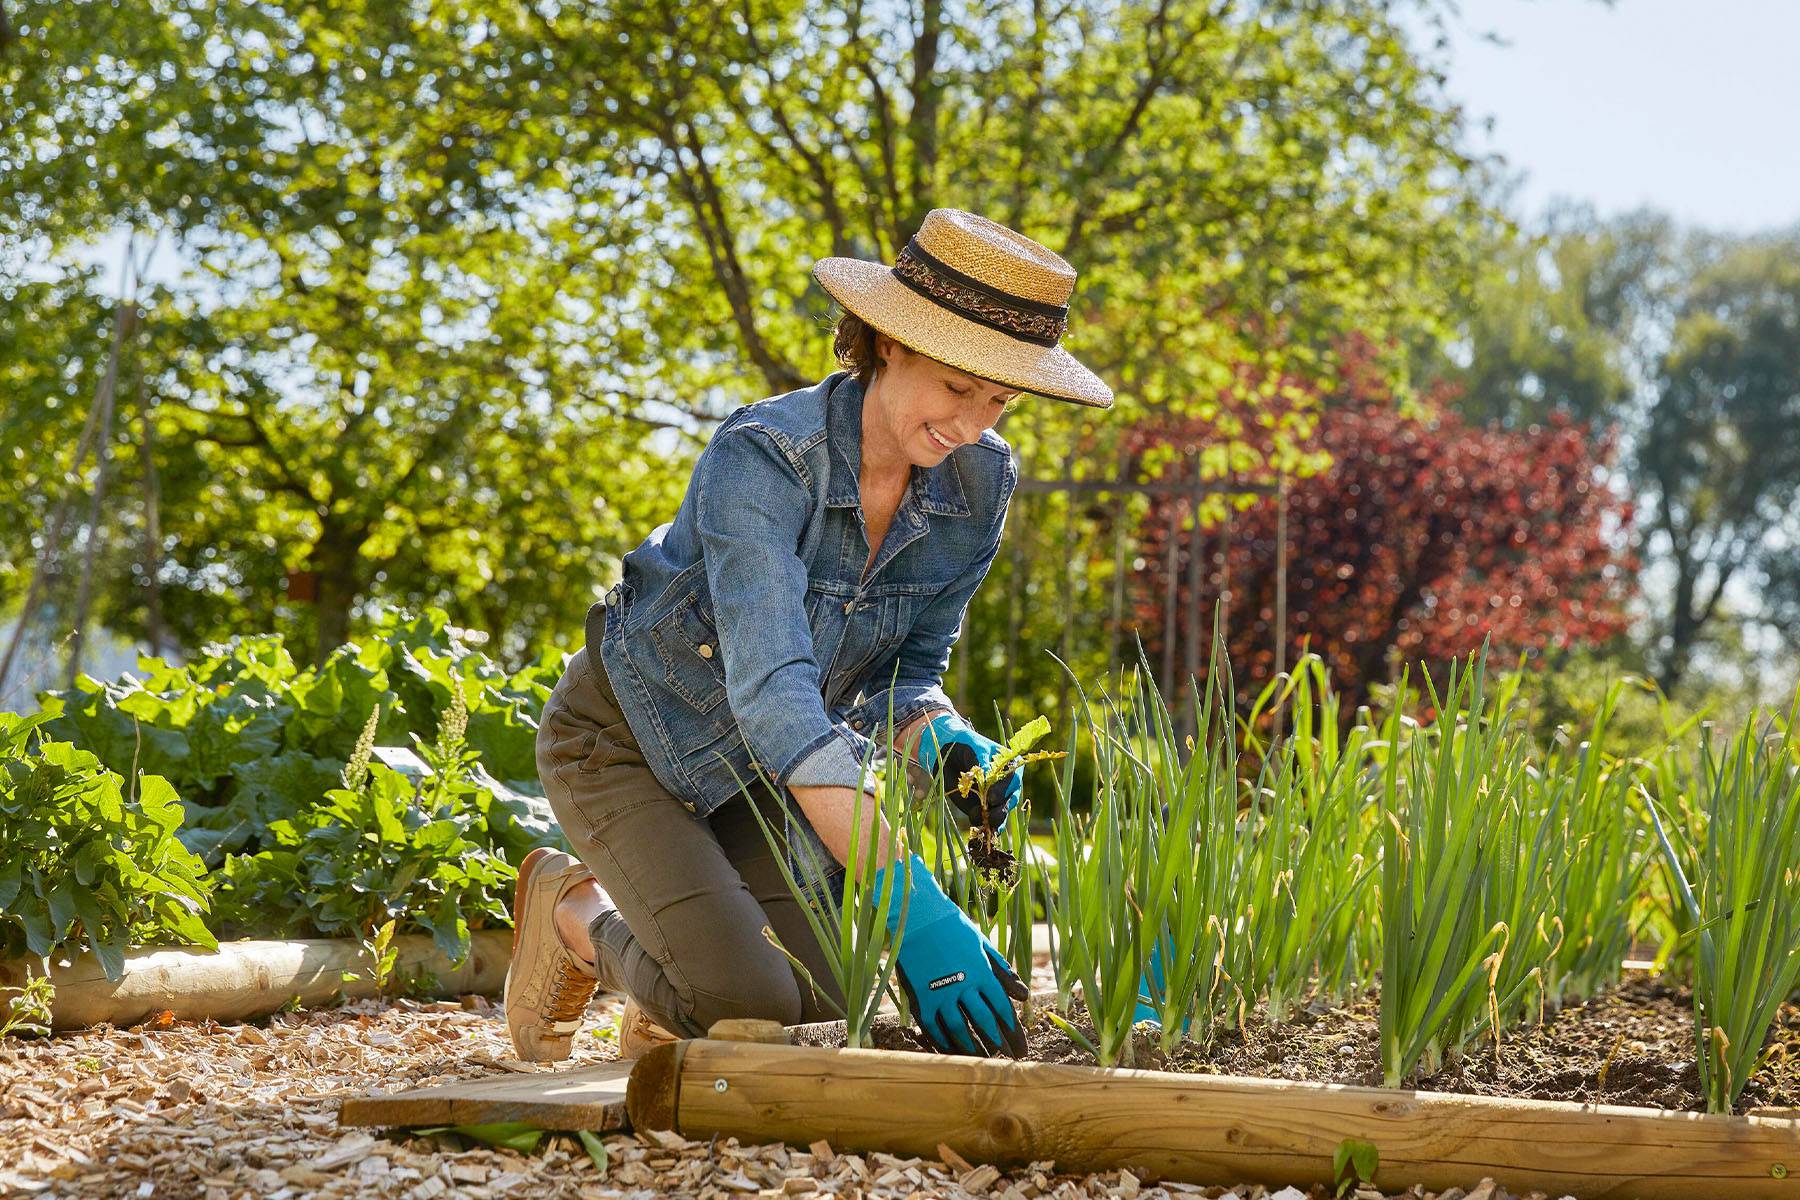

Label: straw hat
[812,209,1114,409]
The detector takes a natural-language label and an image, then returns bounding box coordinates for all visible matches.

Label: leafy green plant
[358,918,401,996]
[1513,679,1650,1011]
[37,607,561,868]
[1333,1137,1379,1197]
[1374,651,1521,1085]
[417,1121,547,1153]
[0,711,215,981]
[950,714,1066,890]
[900,718,1044,1024]
[1242,653,1382,1017]
[1643,691,1800,1113]
[0,973,55,1037]
[1041,638,1234,1066]
[212,697,517,963]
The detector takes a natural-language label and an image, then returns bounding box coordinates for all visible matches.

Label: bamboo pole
[1180,478,1204,743]
[0,931,513,1030]
[1272,474,1289,743]
[65,298,127,685]
[627,1038,1800,1200]
[136,365,166,657]
[1158,496,1180,702]
[1056,487,1076,720]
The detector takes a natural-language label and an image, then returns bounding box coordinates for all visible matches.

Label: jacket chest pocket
[649,590,728,714]
[839,594,916,683]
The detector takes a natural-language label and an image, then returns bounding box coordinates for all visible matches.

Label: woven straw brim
[813,258,1114,409]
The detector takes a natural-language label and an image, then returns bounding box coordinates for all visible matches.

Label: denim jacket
[585,369,1017,821]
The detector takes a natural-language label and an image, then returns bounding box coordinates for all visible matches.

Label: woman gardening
[504,209,1113,1063]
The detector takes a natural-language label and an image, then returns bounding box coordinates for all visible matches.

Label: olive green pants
[535,647,845,1038]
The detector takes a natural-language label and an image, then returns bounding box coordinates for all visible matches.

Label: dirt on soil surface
[818,974,1800,1115]
[4,964,1569,1200]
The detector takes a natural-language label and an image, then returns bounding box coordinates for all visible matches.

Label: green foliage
[2,0,1498,684]
[1016,633,1799,1106]
[1333,1138,1380,1198]
[37,607,560,869]
[1426,210,1800,697]
[11,608,560,963]
[743,711,913,1050]
[0,710,214,981]
[576,1128,609,1174]
[416,1122,546,1154]
[1,974,56,1038]
[211,687,520,964]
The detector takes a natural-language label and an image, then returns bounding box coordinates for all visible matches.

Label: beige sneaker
[616,997,680,1059]
[504,847,601,1062]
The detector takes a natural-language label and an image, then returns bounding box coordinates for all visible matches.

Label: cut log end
[626,1040,686,1133]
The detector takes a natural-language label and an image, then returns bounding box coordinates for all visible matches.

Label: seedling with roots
[954,714,1066,890]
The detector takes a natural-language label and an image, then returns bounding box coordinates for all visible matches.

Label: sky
[1416,0,1800,235]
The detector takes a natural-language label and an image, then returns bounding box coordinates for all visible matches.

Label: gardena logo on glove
[928,971,967,990]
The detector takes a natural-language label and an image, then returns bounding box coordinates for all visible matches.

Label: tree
[1127,342,1636,713]
[1638,235,1800,692]
[1,1,688,662]
[1423,210,1800,699]
[1430,206,1676,430]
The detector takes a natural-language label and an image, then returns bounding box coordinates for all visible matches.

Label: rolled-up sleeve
[693,425,883,793]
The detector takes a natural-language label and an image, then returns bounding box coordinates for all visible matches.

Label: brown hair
[831,308,1026,411]
[832,310,882,385]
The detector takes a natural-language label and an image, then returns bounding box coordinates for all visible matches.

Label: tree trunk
[310,524,367,664]
[1657,550,1701,696]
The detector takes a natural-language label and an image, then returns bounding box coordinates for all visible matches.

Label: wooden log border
[626,1038,1800,1200]
[0,930,512,1029]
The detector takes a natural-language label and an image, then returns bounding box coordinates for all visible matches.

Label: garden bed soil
[798,976,1800,1115]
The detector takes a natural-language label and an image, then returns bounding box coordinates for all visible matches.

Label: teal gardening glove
[874,853,1029,1056]
[916,713,1023,831]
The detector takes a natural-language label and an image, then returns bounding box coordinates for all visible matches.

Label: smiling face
[862,333,1021,476]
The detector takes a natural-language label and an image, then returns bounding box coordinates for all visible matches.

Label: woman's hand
[915,713,1022,830]
[873,853,1028,1056]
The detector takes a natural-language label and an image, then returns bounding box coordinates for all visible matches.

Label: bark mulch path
[4,978,1575,1200]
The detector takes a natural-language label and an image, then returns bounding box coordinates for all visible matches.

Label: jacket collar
[823,372,973,518]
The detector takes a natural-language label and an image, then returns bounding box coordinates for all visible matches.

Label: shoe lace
[545,958,598,1023]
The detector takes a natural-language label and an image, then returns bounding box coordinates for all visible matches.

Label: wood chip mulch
[1,985,1564,1200]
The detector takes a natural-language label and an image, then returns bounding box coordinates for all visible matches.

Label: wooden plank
[629,1038,1800,1200]
[339,1060,634,1131]
[0,931,513,1030]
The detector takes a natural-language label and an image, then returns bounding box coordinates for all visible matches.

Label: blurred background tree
[1419,209,1800,706]
[1126,336,1636,718]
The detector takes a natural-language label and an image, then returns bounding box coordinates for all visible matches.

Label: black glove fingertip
[987,950,1031,1003]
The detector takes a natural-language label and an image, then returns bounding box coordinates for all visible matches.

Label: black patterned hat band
[891,237,1070,348]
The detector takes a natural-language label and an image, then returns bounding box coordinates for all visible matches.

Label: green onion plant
[1643,690,1800,1113]
[739,704,913,1049]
